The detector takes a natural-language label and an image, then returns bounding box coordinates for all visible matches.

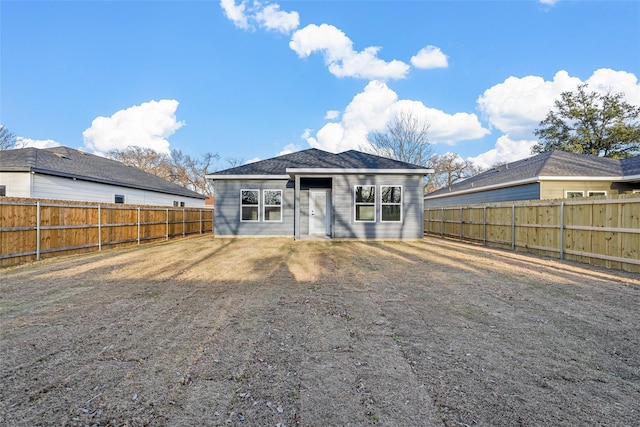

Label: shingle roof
[621,156,640,176]
[0,146,205,199]
[208,148,430,176]
[426,151,638,197]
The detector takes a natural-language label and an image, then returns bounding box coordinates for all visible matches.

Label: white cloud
[477,70,581,138]
[82,99,184,156]
[220,0,249,30]
[410,45,448,69]
[16,137,61,149]
[539,0,559,6]
[301,128,313,140]
[393,100,490,145]
[586,68,640,105]
[467,135,537,170]
[324,110,340,120]
[220,1,299,34]
[477,69,640,139]
[305,80,489,153]
[290,24,410,80]
[277,143,302,156]
[221,3,414,80]
[255,4,299,34]
[245,157,261,164]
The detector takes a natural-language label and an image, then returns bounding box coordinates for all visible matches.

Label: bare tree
[107,146,219,196]
[107,146,172,179]
[167,149,218,196]
[0,125,17,151]
[225,157,246,168]
[366,111,433,166]
[425,152,483,194]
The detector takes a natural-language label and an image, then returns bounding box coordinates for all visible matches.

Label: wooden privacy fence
[0,198,214,267]
[425,196,640,273]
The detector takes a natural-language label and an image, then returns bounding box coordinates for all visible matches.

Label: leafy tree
[107,146,219,196]
[0,125,17,151]
[532,84,640,158]
[366,111,433,166]
[425,152,483,193]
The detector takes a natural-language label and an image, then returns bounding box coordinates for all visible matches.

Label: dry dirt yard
[1,236,639,427]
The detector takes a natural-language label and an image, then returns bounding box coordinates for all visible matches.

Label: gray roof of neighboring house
[0,146,206,199]
[426,151,640,198]
[208,148,431,177]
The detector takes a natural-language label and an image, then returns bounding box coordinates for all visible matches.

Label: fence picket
[424,196,640,273]
[0,198,213,266]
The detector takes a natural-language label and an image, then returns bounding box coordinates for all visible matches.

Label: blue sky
[2,0,639,170]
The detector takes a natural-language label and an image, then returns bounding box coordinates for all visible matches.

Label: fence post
[511,204,515,251]
[459,207,463,241]
[483,206,487,246]
[441,208,444,237]
[183,208,186,237]
[560,201,565,260]
[98,205,102,251]
[36,201,41,261]
[137,207,141,245]
[426,208,430,235]
[200,210,203,234]
[166,209,169,240]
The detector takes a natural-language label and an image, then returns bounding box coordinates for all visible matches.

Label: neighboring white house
[0,146,206,207]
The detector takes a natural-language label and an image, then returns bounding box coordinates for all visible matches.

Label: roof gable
[0,146,205,199]
[208,148,430,177]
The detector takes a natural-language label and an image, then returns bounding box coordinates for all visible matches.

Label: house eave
[28,169,206,199]
[424,173,640,200]
[286,168,433,177]
[205,174,291,180]
[205,169,433,181]
[424,177,540,200]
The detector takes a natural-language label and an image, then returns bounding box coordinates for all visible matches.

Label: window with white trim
[0,185,5,197]
[354,185,375,222]
[588,191,607,197]
[263,189,282,222]
[114,194,125,204]
[241,189,259,221]
[381,185,402,222]
[565,191,584,198]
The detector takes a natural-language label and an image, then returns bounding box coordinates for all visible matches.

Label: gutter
[25,168,207,199]
[206,168,434,180]
[424,173,640,200]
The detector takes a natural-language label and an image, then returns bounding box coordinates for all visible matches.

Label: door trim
[309,189,331,236]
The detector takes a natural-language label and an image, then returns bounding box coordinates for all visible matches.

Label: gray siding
[331,174,424,239]
[214,179,294,236]
[423,183,540,207]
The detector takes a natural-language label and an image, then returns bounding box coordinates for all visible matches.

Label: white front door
[309,190,329,235]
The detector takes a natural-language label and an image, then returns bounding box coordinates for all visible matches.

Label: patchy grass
[1,236,639,426]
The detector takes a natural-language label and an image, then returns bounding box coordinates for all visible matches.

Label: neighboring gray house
[0,146,206,206]
[206,148,432,239]
[424,150,640,207]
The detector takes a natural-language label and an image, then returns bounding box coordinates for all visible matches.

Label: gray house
[424,150,640,207]
[0,146,207,206]
[206,148,432,239]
